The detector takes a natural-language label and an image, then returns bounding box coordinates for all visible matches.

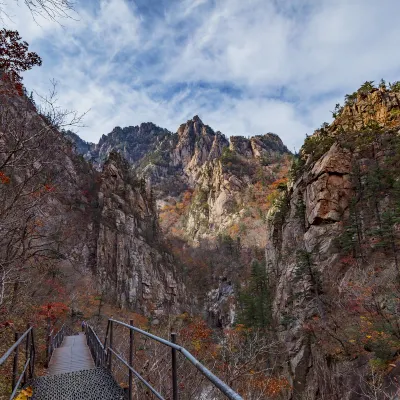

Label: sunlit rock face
[265,87,400,399]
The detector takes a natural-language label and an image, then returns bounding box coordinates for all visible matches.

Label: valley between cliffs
[3,80,400,400]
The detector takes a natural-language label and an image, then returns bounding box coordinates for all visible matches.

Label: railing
[86,324,106,367]
[0,324,36,400]
[46,321,72,367]
[85,318,243,400]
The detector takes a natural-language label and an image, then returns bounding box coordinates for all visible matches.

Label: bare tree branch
[2,0,78,24]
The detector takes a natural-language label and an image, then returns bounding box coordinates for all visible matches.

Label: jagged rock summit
[65,115,289,173]
[65,116,291,241]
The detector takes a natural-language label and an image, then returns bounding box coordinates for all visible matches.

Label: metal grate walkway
[30,333,124,399]
[31,368,125,400]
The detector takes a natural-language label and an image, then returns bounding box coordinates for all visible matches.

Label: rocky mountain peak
[192,114,202,123]
[177,115,214,139]
[174,116,228,169]
[229,132,289,158]
[323,84,400,135]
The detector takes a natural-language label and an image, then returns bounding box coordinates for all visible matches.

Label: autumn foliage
[0,29,42,95]
[0,171,10,184]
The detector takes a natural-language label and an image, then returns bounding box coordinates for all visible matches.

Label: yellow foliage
[229,224,240,236]
[15,387,33,399]
[192,339,202,352]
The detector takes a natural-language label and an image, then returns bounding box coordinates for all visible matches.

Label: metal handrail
[108,347,164,400]
[46,322,73,366]
[0,327,32,365]
[0,324,36,400]
[88,318,243,400]
[46,322,68,366]
[85,324,107,367]
[9,357,31,400]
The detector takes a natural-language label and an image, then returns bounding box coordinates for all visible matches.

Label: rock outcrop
[94,152,183,314]
[266,87,400,399]
[66,116,291,242]
[332,88,400,132]
[206,277,235,328]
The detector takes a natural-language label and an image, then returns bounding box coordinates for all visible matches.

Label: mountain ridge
[64,116,290,168]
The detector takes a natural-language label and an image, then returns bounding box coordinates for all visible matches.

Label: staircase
[31,332,124,400]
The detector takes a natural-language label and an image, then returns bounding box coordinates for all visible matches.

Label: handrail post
[103,319,110,362]
[12,332,20,391]
[129,319,134,400]
[30,327,36,379]
[45,316,51,367]
[23,324,30,385]
[171,333,178,400]
[108,320,113,371]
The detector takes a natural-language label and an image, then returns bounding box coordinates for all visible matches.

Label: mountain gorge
[3,3,400,398]
[65,81,400,399]
[3,74,400,399]
[65,115,292,325]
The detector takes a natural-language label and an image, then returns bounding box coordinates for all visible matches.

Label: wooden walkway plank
[47,333,95,375]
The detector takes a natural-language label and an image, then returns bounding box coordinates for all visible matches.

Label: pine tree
[295,250,325,318]
[237,260,271,328]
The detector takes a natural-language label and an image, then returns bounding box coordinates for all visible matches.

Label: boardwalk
[47,333,94,375]
[31,332,125,400]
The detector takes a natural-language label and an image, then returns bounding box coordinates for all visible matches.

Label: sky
[5,0,400,151]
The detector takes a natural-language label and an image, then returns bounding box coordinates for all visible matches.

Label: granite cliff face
[94,151,182,315]
[266,86,400,399]
[0,88,185,320]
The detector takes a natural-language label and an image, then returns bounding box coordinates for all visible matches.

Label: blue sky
[5,0,400,150]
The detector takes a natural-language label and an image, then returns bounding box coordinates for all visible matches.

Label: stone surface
[66,116,290,242]
[265,87,400,399]
[94,151,183,315]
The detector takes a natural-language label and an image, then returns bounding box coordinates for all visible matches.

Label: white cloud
[5,0,400,150]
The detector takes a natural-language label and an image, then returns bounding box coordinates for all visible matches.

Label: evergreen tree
[237,260,271,328]
[359,81,375,94]
[295,249,325,318]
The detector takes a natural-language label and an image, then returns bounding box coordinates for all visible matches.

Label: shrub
[344,92,358,106]
[220,147,236,165]
[358,81,375,94]
[389,81,400,91]
[302,132,335,162]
